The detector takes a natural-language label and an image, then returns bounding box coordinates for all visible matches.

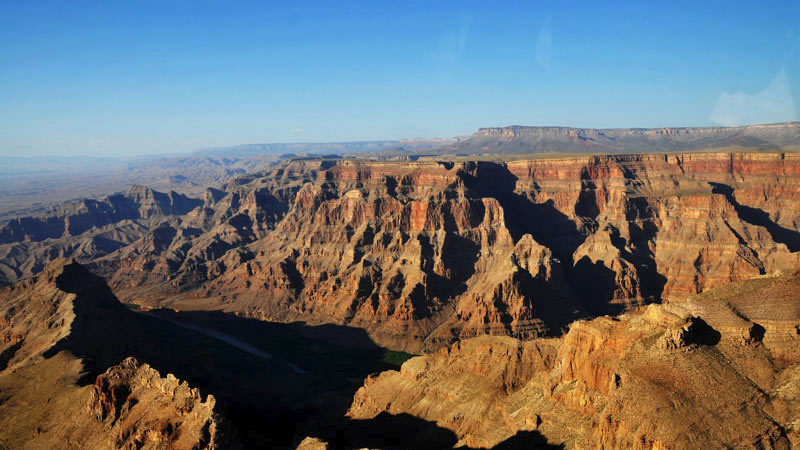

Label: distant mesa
[446,122,800,154]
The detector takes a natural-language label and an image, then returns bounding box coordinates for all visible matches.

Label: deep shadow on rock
[34,262,479,448]
[688,317,722,346]
[0,339,23,371]
[304,413,564,450]
[483,430,565,450]
[710,182,800,252]
[457,161,660,319]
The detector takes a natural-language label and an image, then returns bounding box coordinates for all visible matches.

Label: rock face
[88,357,219,450]
[2,152,800,351]
[0,185,201,244]
[202,160,579,350]
[169,153,800,350]
[0,259,225,449]
[1,146,800,448]
[452,122,800,154]
[0,185,202,285]
[346,270,800,449]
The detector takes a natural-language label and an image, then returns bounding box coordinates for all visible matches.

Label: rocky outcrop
[673,268,800,363]
[0,259,227,449]
[347,271,800,448]
[295,437,331,450]
[88,357,220,450]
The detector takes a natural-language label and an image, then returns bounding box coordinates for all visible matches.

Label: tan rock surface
[87,357,219,450]
[347,271,800,449]
[0,260,225,449]
[201,153,800,350]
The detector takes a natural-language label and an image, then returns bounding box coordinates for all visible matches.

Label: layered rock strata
[2,152,799,351]
[346,270,800,449]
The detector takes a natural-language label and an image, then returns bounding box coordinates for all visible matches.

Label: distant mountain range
[192,122,799,159]
[193,138,456,157]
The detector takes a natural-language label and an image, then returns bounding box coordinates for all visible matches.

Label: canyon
[3,152,799,351]
[1,146,800,448]
[2,258,798,449]
[0,259,426,449]
[4,0,798,446]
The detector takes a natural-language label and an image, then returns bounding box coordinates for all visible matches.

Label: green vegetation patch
[382,349,417,369]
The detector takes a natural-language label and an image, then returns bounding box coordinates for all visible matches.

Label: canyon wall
[2,152,799,351]
[346,270,800,449]
[196,153,800,350]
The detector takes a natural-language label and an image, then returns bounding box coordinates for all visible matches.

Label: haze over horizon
[2,0,799,157]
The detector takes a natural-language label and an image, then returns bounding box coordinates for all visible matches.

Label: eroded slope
[344,270,800,449]
[0,260,224,449]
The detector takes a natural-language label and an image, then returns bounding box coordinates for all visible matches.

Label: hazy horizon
[2,1,799,157]
[1,120,798,161]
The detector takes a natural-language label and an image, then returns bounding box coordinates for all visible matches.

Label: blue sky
[1,1,798,156]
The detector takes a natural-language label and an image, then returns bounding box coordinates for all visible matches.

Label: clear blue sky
[1,0,798,156]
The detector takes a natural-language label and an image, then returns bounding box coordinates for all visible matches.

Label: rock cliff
[87,357,219,450]
[157,153,800,350]
[345,270,800,449]
[2,152,799,351]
